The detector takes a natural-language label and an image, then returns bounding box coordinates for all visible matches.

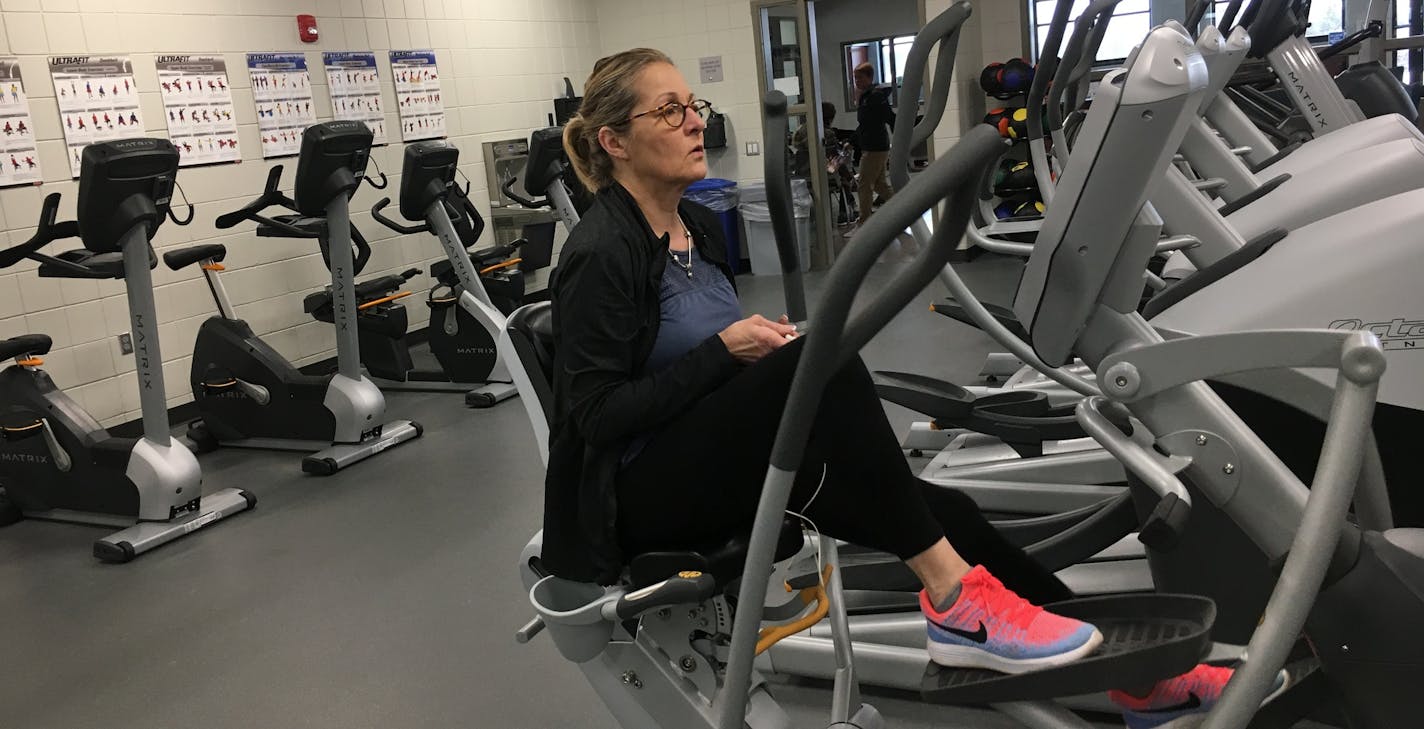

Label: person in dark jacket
[853,62,896,227]
[545,49,1250,716]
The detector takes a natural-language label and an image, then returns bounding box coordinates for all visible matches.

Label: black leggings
[616,337,1073,606]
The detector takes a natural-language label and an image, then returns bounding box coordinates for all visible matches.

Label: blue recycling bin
[684,178,742,273]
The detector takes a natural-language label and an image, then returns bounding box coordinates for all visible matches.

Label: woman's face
[616,62,707,189]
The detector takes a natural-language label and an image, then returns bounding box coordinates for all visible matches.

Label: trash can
[684,178,742,273]
[739,180,812,276]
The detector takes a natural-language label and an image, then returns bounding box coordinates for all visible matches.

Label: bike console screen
[293,121,373,216]
[76,138,179,253]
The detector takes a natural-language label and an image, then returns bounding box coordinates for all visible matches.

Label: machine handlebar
[501,176,547,210]
[0,193,82,270]
[371,198,429,235]
[215,166,308,237]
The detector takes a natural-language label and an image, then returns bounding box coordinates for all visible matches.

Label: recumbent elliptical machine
[167,121,422,475]
[0,139,253,561]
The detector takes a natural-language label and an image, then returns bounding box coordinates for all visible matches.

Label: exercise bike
[304,176,526,403]
[168,121,422,475]
[360,140,525,407]
[0,140,253,561]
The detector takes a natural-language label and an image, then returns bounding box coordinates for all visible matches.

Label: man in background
[852,62,895,231]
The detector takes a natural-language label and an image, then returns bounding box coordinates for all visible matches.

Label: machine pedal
[922,594,1215,705]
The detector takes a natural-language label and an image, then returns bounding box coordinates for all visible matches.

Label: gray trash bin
[738,180,811,275]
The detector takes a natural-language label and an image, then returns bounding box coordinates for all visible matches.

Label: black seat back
[506,302,555,424]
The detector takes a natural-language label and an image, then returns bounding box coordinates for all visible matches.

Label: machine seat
[37,248,142,279]
[0,334,53,360]
[505,303,556,423]
[628,519,806,590]
[163,244,227,271]
[302,270,417,314]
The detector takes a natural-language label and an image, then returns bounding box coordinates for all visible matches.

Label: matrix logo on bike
[1330,318,1424,350]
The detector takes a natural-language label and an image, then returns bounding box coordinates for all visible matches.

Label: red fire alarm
[297,14,319,43]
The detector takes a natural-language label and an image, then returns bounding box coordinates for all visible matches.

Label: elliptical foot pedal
[1244,657,1326,729]
[921,594,1215,705]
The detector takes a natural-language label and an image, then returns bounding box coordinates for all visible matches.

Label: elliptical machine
[169,121,422,475]
[0,140,254,561]
[363,140,524,407]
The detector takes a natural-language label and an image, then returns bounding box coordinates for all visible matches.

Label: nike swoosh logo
[1144,692,1202,714]
[933,620,988,644]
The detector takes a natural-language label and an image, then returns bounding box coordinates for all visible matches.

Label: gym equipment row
[0,120,555,558]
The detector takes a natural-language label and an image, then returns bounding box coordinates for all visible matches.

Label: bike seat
[628,519,805,590]
[163,244,227,271]
[0,334,52,360]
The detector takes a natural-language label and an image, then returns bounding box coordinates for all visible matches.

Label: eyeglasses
[629,99,713,128]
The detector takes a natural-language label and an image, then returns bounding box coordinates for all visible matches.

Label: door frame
[751,0,837,267]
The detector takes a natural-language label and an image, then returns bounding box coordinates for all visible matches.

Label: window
[1393,0,1418,85]
[842,34,916,109]
[1029,0,1152,64]
[1028,0,1348,65]
[1205,1,1343,39]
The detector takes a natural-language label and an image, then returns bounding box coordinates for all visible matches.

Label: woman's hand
[719,314,799,364]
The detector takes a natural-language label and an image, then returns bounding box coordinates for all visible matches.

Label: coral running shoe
[1108,663,1289,729]
[920,565,1102,674]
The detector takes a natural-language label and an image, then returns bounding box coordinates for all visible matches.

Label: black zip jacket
[856,85,897,152]
[544,182,742,584]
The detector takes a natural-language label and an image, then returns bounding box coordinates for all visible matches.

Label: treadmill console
[293,121,373,216]
[76,138,179,253]
[399,141,459,221]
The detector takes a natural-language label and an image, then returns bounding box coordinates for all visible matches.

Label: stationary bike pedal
[921,594,1215,705]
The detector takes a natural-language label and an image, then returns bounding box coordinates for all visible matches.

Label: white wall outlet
[745,141,760,156]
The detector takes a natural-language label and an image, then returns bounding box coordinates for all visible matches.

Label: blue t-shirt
[622,244,742,465]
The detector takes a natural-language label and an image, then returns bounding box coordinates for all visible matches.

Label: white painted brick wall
[0,0,600,427]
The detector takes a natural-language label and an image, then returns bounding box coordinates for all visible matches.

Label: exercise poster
[49,55,143,177]
[390,50,445,142]
[323,51,387,145]
[247,52,316,159]
[156,55,240,166]
[0,58,41,186]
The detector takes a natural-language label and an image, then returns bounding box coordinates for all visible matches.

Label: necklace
[667,214,694,279]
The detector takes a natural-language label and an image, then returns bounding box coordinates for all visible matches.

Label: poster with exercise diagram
[323,51,387,145]
[247,52,317,159]
[49,55,144,177]
[156,55,240,167]
[390,50,445,142]
[0,58,42,187]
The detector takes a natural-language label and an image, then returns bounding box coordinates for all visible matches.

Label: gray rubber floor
[1,254,1106,729]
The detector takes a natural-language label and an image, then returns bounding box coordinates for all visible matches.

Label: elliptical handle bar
[0,193,81,269]
[1046,0,1126,139]
[371,198,429,235]
[215,165,308,237]
[501,175,547,210]
[888,1,972,192]
[717,125,1005,729]
[761,91,808,324]
[1318,20,1385,61]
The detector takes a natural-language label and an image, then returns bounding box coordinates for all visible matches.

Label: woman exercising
[545,48,1251,728]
